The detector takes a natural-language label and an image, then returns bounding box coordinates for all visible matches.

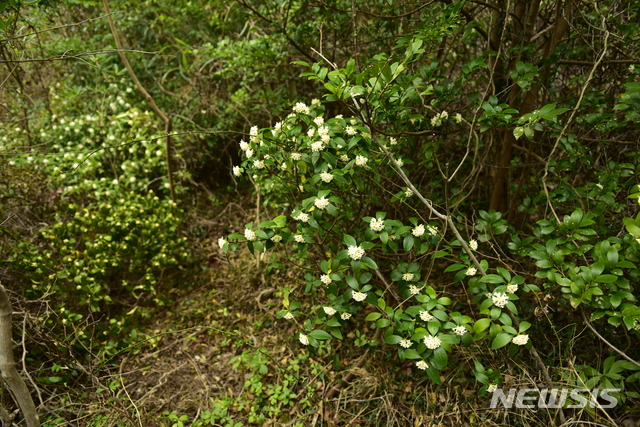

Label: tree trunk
[0,283,40,427]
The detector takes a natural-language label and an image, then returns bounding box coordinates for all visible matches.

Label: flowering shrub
[220,98,542,383]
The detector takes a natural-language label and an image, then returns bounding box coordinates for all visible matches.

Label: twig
[102,0,177,205]
[581,311,640,369]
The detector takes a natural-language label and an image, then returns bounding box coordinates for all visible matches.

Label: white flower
[402,273,414,281]
[506,284,518,294]
[390,137,398,146]
[311,98,321,107]
[405,189,413,197]
[355,155,368,166]
[317,125,329,136]
[347,245,365,260]
[233,166,242,176]
[469,239,478,251]
[239,140,250,151]
[323,306,337,316]
[311,140,324,152]
[465,267,477,276]
[294,212,309,222]
[274,121,283,132]
[512,334,529,346]
[307,128,316,137]
[291,152,302,161]
[284,312,294,320]
[412,224,425,237]
[244,229,257,241]
[271,235,282,243]
[454,113,463,123]
[320,172,333,183]
[416,360,429,370]
[314,196,329,210]
[427,225,439,235]
[245,148,254,158]
[299,333,309,345]
[218,238,227,248]
[352,291,367,302]
[492,292,509,308]
[346,126,357,136]
[395,158,404,168]
[408,285,420,295]
[320,274,332,285]
[419,311,434,322]
[487,384,498,393]
[399,339,412,348]
[370,218,385,232]
[423,335,442,349]
[294,234,305,243]
[629,65,635,73]
[341,312,352,320]
[293,102,310,115]
[453,326,467,336]
[340,154,349,162]
[253,160,265,169]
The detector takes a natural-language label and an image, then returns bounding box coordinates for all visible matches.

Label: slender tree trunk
[0,283,40,427]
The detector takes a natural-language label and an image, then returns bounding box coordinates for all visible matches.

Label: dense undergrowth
[1,0,640,426]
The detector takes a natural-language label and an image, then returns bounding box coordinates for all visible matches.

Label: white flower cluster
[408,285,420,295]
[291,152,302,161]
[465,267,477,276]
[419,311,434,322]
[352,291,367,302]
[512,334,529,346]
[346,126,357,136]
[294,234,305,243]
[299,333,309,345]
[506,284,518,294]
[399,339,412,348]
[293,102,310,115]
[423,335,442,349]
[320,172,333,183]
[412,224,425,237]
[405,189,413,197]
[370,217,385,232]
[341,312,351,320]
[402,273,414,281]
[416,360,429,370]
[271,235,282,243]
[469,239,478,251]
[284,312,294,320]
[355,155,368,167]
[452,326,467,336]
[315,196,329,210]
[323,306,337,316]
[293,212,309,222]
[218,238,227,248]
[390,137,398,146]
[487,384,498,393]
[244,229,257,241]
[320,274,332,285]
[233,166,242,176]
[492,292,509,308]
[250,126,260,143]
[431,110,449,126]
[454,113,463,123]
[348,245,365,260]
[427,225,438,235]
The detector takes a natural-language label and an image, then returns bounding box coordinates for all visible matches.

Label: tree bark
[0,284,40,427]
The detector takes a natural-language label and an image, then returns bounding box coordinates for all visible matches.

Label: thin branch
[581,311,640,369]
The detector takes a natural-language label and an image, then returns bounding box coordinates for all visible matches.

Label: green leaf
[309,330,332,340]
[404,235,414,252]
[344,234,357,246]
[491,332,513,349]
[473,318,491,333]
[365,312,382,321]
[478,274,505,284]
